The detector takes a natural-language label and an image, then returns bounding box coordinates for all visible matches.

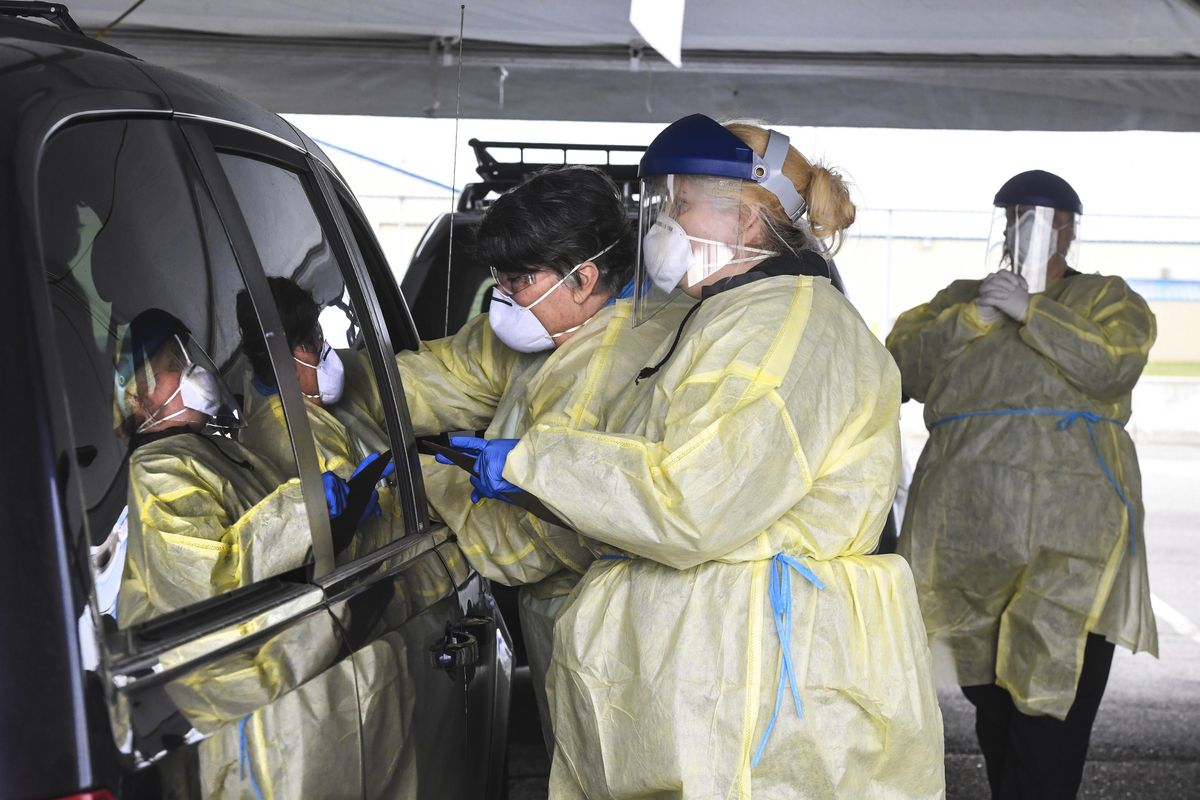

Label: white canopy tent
[72,1,1200,130]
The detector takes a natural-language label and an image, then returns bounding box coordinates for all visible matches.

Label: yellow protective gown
[118,432,310,626]
[240,389,356,478]
[160,387,431,799]
[193,543,443,800]
[159,593,417,799]
[334,348,393,457]
[240,387,399,558]
[887,273,1157,719]
[394,312,543,437]
[419,296,692,750]
[162,601,361,799]
[504,276,945,799]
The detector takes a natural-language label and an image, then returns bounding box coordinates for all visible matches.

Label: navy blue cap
[639,114,808,220]
[639,114,759,180]
[994,170,1082,214]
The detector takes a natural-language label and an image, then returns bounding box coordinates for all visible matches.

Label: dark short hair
[237,277,321,385]
[475,166,634,295]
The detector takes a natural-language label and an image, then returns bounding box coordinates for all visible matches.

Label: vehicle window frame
[30,113,328,663]
[317,171,432,535]
[24,108,468,784]
[327,181,421,354]
[176,120,338,578]
[188,120,428,552]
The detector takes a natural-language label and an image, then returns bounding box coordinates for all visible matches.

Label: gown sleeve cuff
[961,300,998,334]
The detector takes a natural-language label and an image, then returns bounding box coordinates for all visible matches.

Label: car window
[336,192,420,354]
[37,119,316,628]
[214,152,408,562]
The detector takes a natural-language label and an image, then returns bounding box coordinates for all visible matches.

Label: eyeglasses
[489,267,541,297]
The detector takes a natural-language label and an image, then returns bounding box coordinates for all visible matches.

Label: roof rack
[459,139,646,211]
[0,2,83,35]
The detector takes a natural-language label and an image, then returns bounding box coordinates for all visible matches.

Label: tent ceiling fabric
[73,1,1200,130]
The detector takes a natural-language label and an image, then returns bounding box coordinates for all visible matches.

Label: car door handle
[430,616,491,672]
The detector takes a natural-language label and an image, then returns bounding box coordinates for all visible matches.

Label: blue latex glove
[324,453,394,525]
[322,471,350,519]
[352,451,396,482]
[440,436,522,504]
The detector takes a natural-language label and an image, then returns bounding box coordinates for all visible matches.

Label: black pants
[962,633,1115,800]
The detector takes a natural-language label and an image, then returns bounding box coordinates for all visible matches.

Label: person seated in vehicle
[115,308,314,626]
[236,279,396,558]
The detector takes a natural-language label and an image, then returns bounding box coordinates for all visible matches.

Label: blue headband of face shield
[638,114,807,222]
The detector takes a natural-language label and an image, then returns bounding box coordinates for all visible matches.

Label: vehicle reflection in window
[155,592,358,797]
[237,278,401,561]
[37,119,316,627]
[336,547,460,797]
[147,546,454,797]
[115,309,313,625]
[217,150,406,560]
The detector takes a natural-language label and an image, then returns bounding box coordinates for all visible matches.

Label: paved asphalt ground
[507,443,1200,798]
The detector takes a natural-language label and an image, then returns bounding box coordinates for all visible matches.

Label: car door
[185,118,503,798]
[34,113,365,799]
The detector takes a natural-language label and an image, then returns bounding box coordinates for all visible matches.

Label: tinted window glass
[216,153,407,561]
[38,119,314,627]
[338,194,420,353]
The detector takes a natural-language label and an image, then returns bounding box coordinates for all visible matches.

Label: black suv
[400,138,646,340]
[1,6,509,799]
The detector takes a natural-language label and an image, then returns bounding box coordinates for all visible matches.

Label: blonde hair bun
[722,121,856,254]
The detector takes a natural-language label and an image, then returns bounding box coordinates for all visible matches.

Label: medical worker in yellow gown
[451,115,946,799]
[888,170,1156,799]
[399,166,692,751]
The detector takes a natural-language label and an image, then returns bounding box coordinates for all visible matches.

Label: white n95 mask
[641,215,693,292]
[136,363,222,434]
[178,364,222,416]
[294,343,346,404]
[487,240,617,352]
[642,214,775,292]
[488,289,556,353]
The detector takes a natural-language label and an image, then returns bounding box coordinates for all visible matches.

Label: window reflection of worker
[116,309,310,626]
[888,170,1157,799]
[236,280,395,558]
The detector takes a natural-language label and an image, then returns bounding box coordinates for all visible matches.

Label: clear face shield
[114,331,245,440]
[633,173,777,326]
[985,205,1080,293]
